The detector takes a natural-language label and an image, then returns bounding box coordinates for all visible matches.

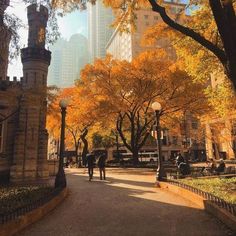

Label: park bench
[166,165,236,179]
[223,166,236,174]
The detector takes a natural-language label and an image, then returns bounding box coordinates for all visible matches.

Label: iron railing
[0,187,63,224]
[167,180,236,217]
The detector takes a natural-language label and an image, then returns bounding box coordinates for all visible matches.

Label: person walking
[86,152,95,181]
[97,153,106,180]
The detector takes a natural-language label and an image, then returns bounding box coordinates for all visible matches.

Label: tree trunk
[117,112,154,165]
[80,129,88,166]
[0,3,11,79]
[76,141,82,167]
[75,144,79,167]
[132,148,139,166]
[209,0,236,89]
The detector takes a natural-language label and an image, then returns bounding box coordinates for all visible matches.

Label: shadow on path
[17,171,233,236]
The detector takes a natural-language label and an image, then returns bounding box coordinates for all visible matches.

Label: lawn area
[178,177,236,204]
[0,185,54,214]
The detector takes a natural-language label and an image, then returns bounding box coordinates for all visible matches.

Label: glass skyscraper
[87,0,114,62]
[48,34,89,87]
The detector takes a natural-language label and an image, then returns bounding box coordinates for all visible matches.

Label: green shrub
[0,186,54,214]
[178,177,236,204]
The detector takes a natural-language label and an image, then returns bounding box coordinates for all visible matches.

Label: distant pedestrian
[179,162,191,175]
[200,158,216,175]
[176,153,185,167]
[215,159,225,174]
[209,158,217,173]
[97,153,106,180]
[86,152,95,181]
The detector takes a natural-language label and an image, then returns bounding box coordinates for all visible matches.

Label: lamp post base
[156,166,166,182]
[55,170,67,188]
[156,172,164,182]
[155,171,165,188]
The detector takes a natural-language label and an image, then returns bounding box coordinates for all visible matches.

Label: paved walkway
[17,168,232,236]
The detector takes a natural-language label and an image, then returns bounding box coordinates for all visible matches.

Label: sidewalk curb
[159,182,236,232]
[0,187,69,236]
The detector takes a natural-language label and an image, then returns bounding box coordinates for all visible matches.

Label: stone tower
[10,4,51,183]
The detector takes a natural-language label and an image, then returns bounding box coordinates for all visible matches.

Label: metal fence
[0,187,63,225]
[167,180,236,217]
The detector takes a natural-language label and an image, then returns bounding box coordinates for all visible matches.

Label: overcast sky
[7,1,87,78]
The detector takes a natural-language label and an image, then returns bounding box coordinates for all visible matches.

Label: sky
[7,1,88,78]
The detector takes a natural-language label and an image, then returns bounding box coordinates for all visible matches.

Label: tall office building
[87,0,114,62]
[106,1,185,61]
[48,34,89,88]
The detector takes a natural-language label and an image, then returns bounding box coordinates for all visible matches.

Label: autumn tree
[81,51,207,164]
[92,131,116,149]
[200,78,236,159]
[66,84,101,165]
[147,0,236,90]
[47,83,105,166]
[51,0,236,90]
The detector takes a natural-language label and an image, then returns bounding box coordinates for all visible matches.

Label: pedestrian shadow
[106,176,156,189]
[70,172,155,191]
[17,172,233,236]
[106,167,156,176]
[68,173,232,236]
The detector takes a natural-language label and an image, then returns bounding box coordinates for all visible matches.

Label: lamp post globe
[151,101,162,112]
[151,101,164,182]
[55,99,68,188]
[59,99,69,109]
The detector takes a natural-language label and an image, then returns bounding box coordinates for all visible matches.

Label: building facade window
[144,15,148,19]
[0,123,4,153]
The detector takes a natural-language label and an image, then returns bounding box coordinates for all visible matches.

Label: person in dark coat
[179,162,191,175]
[97,153,106,180]
[176,153,185,167]
[215,159,225,174]
[86,152,95,181]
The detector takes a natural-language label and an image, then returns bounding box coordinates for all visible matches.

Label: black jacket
[97,155,106,168]
[87,154,95,168]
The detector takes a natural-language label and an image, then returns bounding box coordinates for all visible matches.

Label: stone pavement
[17,168,233,236]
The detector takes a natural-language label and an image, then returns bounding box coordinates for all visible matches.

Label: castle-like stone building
[0,3,51,183]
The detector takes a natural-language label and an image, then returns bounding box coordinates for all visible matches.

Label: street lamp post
[55,99,68,188]
[152,102,164,181]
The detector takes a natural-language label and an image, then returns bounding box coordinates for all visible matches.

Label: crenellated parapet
[27,4,48,48]
[0,76,23,82]
[0,76,23,90]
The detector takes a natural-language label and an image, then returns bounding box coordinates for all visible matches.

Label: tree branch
[148,0,227,63]
[116,114,132,151]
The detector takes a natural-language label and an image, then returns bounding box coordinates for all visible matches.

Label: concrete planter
[159,182,236,232]
[0,187,69,236]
